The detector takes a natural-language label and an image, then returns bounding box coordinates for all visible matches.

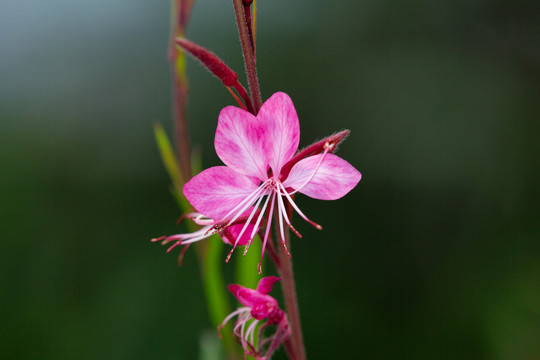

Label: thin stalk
[231,0,262,113]
[172,78,192,181]
[243,3,255,51]
[257,229,280,270]
[232,81,255,114]
[168,2,240,359]
[275,209,307,360]
[169,0,193,181]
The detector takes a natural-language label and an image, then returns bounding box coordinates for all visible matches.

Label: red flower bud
[279,130,350,181]
[176,37,238,87]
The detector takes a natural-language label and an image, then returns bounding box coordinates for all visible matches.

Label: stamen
[244,193,271,255]
[275,182,302,238]
[151,236,167,243]
[246,319,259,344]
[166,241,183,252]
[235,192,265,243]
[177,244,190,266]
[226,193,265,262]
[256,322,268,349]
[288,146,330,195]
[155,225,212,247]
[213,181,269,232]
[275,184,291,257]
[187,212,215,225]
[219,307,250,330]
[281,184,323,230]
[166,232,210,251]
[259,193,276,274]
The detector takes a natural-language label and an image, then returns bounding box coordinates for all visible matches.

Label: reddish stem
[243,4,255,52]
[231,1,306,358]
[169,0,195,181]
[233,81,255,114]
[275,211,307,360]
[172,77,192,181]
[232,0,262,113]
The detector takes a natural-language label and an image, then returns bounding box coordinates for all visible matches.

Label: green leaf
[235,236,263,289]
[153,122,184,190]
[204,236,238,356]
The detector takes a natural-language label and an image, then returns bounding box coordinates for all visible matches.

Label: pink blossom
[183,92,361,270]
[219,276,289,360]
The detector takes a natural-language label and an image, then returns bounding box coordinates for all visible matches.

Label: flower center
[216,157,326,272]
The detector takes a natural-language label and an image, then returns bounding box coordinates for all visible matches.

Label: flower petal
[258,92,300,176]
[228,284,277,309]
[256,276,281,295]
[279,130,350,181]
[183,166,259,219]
[222,222,257,246]
[283,153,361,200]
[215,106,267,180]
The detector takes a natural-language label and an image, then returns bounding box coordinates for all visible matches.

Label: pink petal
[250,302,279,321]
[258,92,300,176]
[228,284,277,310]
[256,276,281,295]
[215,106,268,180]
[283,153,361,200]
[183,166,259,219]
[222,222,257,246]
[279,130,350,181]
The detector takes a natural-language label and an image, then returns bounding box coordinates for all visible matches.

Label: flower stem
[169,0,194,181]
[169,2,239,359]
[232,2,306,358]
[275,215,307,360]
[231,0,262,113]
[172,77,192,181]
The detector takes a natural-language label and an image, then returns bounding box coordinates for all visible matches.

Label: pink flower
[219,276,290,360]
[183,92,361,269]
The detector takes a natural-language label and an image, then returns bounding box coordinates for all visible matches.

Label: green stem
[168,1,239,358]
[203,237,239,359]
[170,0,193,181]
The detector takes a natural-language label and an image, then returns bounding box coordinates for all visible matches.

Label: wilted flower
[219,276,289,360]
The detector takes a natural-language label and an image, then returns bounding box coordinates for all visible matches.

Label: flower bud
[176,37,238,87]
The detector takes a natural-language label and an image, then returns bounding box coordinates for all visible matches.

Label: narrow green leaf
[204,236,238,356]
[153,122,184,189]
[235,238,263,360]
[235,236,263,289]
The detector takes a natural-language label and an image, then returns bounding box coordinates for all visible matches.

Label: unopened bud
[279,130,350,180]
[176,37,238,87]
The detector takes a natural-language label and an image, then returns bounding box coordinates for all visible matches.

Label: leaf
[236,235,263,289]
[153,122,184,189]
[204,236,238,356]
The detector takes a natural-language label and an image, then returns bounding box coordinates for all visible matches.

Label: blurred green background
[1,0,539,359]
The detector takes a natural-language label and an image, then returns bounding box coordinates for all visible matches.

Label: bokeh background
[1,0,539,359]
